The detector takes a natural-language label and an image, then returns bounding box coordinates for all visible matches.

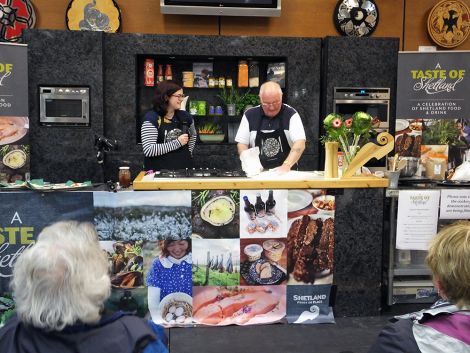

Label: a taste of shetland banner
[396,51,470,120]
[0,192,94,293]
[0,43,28,117]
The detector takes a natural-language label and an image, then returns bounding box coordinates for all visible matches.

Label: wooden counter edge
[132,172,389,190]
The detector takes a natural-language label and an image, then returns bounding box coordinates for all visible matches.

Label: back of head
[12,221,111,331]
[426,220,470,308]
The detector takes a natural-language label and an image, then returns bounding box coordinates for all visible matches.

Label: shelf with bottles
[136,54,287,144]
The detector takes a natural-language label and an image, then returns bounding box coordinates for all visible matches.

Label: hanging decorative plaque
[333,0,379,37]
[66,0,121,33]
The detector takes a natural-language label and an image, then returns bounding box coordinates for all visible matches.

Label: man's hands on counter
[273,163,291,174]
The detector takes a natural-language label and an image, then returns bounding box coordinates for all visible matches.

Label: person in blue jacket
[0,221,168,353]
[368,221,470,353]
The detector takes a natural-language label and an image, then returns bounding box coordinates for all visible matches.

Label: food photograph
[192,285,286,326]
[240,238,287,286]
[192,190,240,238]
[192,239,240,286]
[239,189,287,238]
[287,189,335,285]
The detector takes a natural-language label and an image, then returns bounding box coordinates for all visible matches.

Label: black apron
[144,119,193,171]
[254,116,290,169]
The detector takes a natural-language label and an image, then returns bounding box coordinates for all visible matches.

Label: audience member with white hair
[0,221,168,353]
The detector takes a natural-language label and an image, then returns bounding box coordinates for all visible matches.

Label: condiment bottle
[118,167,131,188]
[218,76,225,88]
[157,64,164,82]
[164,64,173,81]
[238,60,249,87]
[208,75,216,88]
[226,76,233,88]
[248,61,259,88]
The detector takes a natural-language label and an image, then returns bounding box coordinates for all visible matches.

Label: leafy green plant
[236,93,260,115]
[422,120,466,146]
[216,86,241,105]
[197,123,223,134]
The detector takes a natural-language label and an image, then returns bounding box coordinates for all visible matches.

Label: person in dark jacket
[141,80,197,171]
[0,221,168,353]
[369,221,470,353]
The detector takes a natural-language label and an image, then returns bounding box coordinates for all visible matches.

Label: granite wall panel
[23,29,105,183]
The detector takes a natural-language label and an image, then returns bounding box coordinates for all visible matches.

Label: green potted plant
[216,87,241,116]
[236,92,260,115]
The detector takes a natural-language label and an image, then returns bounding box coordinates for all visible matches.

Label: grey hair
[12,221,111,331]
[259,81,283,97]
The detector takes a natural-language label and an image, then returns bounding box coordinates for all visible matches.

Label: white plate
[287,190,313,212]
[312,195,336,214]
[395,119,409,132]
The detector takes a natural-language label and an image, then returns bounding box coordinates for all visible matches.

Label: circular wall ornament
[333,0,379,37]
[427,0,470,48]
[66,0,121,33]
[0,0,36,43]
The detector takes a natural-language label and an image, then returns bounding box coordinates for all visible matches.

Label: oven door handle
[334,99,389,104]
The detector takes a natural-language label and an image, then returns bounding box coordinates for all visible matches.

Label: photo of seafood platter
[240,239,287,286]
[192,190,240,238]
[192,286,286,326]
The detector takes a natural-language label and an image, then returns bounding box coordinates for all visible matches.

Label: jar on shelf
[218,76,225,88]
[226,76,233,88]
[248,61,259,88]
[118,167,131,188]
[208,75,216,88]
[238,60,249,87]
[182,71,194,87]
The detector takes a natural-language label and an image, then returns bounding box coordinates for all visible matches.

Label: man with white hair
[0,221,168,353]
[235,81,306,173]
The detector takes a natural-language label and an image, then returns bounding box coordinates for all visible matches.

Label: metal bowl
[388,157,419,177]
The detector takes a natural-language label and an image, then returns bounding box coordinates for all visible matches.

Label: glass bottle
[157,64,164,82]
[248,61,259,88]
[164,64,173,81]
[208,75,216,88]
[265,190,276,216]
[226,76,233,88]
[218,76,225,88]
[255,193,266,218]
[243,196,256,221]
[238,60,249,88]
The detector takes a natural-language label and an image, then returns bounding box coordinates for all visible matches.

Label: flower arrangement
[321,111,380,165]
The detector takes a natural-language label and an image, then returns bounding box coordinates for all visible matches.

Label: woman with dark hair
[146,239,192,322]
[141,81,197,171]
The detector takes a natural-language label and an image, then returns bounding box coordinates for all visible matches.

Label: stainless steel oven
[333,87,390,169]
[39,86,90,126]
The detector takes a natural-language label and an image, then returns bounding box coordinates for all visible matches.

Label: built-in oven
[333,87,390,169]
[39,86,90,126]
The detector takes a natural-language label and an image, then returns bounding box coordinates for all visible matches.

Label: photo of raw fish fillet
[192,286,286,325]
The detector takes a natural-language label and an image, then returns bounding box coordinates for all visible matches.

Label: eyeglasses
[261,101,281,108]
[172,94,186,99]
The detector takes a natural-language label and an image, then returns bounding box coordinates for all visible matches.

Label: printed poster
[397,51,470,120]
[396,190,440,250]
[0,192,94,326]
[94,191,192,323]
[0,43,30,184]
